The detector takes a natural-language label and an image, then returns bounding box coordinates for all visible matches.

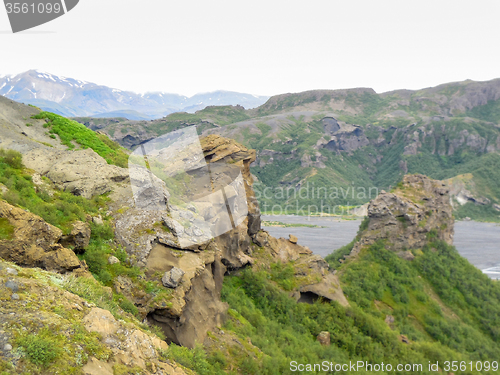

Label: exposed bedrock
[113,135,348,348]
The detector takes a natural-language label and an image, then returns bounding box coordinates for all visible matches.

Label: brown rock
[82,308,120,336]
[82,307,184,373]
[349,174,454,258]
[146,245,228,349]
[41,245,82,273]
[0,200,80,273]
[82,357,114,375]
[253,230,270,247]
[289,234,298,244]
[300,273,349,307]
[61,221,91,251]
[317,331,331,346]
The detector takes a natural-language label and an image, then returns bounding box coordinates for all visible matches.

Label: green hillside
[3,105,500,373]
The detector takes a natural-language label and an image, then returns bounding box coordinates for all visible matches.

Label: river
[262,215,500,279]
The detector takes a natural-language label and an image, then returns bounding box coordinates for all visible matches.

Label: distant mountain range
[0,70,269,120]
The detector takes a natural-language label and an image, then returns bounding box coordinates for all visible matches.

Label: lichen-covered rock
[0,262,187,375]
[41,244,82,272]
[108,255,120,265]
[251,229,349,306]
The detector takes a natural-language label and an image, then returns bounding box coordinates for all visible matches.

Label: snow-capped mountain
[0,70,269,119]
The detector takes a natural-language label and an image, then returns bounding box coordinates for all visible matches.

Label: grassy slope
[32,112,129,168]
[197,237,500,374]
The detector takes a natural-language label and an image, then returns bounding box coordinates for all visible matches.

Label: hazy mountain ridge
[0,70,269,119]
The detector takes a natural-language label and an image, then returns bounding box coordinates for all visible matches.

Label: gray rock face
[162,267,185,288]
[322,117,340,134]
[129,165,170,211]
[323,124,369,153]
[23,148,129,199]
[6,268,18,276]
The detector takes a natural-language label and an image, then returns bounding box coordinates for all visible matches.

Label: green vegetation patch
[463,98,500,123]
[31,112,129,167]
[338,239,500,359]
[0,149,110,233]
[0,218,14,240]
[16,330,61,367]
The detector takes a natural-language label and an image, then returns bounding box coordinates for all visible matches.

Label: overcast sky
[1,0,499,97]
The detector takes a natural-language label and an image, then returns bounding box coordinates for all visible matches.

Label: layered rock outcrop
[112,135,259,347]
[0,200,83,273]
[349,174,454,258]
[112,134,348,347]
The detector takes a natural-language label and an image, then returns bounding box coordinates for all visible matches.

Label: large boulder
[23,148,129,199]
[0,200,81,273]
[161,267,185,288]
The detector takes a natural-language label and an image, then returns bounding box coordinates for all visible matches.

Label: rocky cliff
[348,174,454,260]
[110,134,347,348]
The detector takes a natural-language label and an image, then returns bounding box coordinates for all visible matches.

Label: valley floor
[263,215,500,279]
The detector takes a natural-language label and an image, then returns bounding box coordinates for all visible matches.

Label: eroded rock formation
[349,174,454,259]
[111,134,348,347]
